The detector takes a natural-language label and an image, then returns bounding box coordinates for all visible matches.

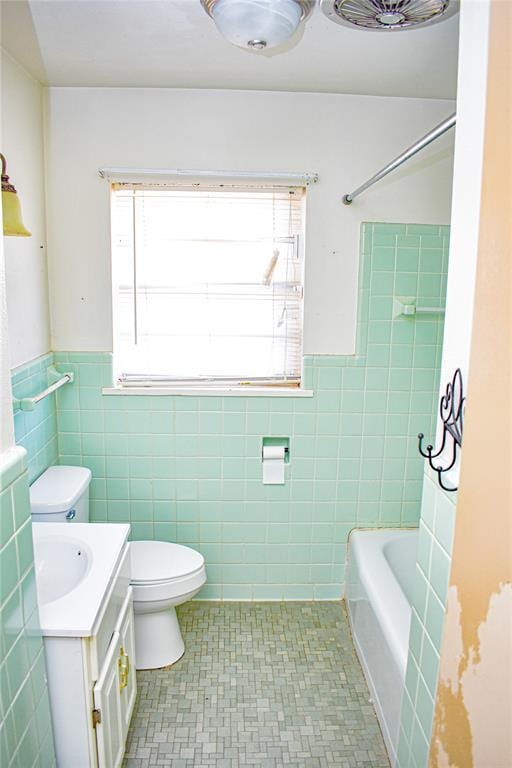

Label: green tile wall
[45,222,449,600]
[11,354,58,483]
[396,470,456,768]
[0,448,56,768]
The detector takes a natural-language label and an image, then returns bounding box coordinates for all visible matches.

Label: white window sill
[102,386,314,398]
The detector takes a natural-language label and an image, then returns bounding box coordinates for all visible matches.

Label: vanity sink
[28,466,135,768]
[32,522,130,636]
[33,535,91,604]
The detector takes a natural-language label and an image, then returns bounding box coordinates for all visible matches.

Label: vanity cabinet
[43,543,136,767]
[94,592,137,768]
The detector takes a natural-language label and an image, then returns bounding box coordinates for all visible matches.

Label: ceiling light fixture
[201,0,314,51]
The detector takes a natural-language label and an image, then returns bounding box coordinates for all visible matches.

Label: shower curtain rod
[342,112,456,205]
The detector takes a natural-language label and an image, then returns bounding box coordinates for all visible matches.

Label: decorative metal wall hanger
[418,368,465,492]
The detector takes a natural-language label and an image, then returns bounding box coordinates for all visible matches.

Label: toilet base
[133,606,185,670]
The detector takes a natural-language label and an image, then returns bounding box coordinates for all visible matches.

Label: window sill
[102,386,314,398]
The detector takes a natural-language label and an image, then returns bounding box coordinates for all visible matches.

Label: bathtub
[346,528,418,766]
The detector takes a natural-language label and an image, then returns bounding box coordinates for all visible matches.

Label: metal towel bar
[13,366,74,412]
[400,303,445,316]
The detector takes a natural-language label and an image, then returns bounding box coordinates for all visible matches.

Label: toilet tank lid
[30,466,92,515]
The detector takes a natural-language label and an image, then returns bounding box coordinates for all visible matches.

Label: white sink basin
[32,522,130,637]
[33,535,92,604]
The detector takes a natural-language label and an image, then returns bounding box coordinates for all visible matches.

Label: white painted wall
[0,192,15,453]
[45,88,454,354]
[438,0,490,392]
[0,57,14,453]
[1,50,51,368]
[426,0,490,483]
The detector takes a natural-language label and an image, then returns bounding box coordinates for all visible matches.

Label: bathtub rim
[347,527,418,680]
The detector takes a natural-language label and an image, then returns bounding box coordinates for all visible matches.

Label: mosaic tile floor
[123,602,389,768]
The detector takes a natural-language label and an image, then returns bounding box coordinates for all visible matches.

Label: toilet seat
[130,540,204,584]
[129,541,206,604]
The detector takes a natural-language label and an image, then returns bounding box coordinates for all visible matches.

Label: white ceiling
[1,0,459,98]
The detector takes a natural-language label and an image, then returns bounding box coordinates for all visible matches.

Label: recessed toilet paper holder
[261,437,290,462]
[261,438,289,485]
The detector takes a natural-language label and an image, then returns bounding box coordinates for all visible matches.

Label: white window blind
[111,184,305,386]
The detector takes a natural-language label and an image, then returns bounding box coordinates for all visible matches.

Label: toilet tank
[30,466,92,522]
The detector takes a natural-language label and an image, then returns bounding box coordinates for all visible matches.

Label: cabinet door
[117,589,137,734]
[93,630,124,768]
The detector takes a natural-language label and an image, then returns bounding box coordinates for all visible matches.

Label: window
[111,184,305,388]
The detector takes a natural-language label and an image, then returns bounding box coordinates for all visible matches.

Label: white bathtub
[346,528,418,766]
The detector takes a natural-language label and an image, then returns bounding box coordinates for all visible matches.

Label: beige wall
[429,2,512,766]
[1,49,51,367]
[0,137,14,454]
[44,87,454,355]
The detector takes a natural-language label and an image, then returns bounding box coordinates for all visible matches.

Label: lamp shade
[211,0,303,49]
[2,190,31,237]
[1,153,31,237]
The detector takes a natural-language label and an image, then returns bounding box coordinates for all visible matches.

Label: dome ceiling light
[320,0,459,31]
[201,0,315,50]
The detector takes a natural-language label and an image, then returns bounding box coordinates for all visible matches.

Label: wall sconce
[1,153,31,237]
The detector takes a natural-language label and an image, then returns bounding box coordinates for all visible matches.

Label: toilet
[29,465,207,670]
[130,540,206,669]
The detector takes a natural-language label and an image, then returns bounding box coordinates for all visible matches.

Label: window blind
[110,184,305,386]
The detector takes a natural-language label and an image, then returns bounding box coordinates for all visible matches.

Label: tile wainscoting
[45,222,448,599]
[11,353,58,484]
[396,471,456,768]
[10,222,448,599]
[0,448,56,768]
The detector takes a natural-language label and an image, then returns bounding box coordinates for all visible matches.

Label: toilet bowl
[130,540,206,670]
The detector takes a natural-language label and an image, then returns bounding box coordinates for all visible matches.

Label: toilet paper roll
[262,445,286,485]
[262,445,286,461]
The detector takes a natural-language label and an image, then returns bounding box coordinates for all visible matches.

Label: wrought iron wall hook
[418,368,465,492]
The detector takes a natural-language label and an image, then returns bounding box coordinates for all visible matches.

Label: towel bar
[13,366,74,412]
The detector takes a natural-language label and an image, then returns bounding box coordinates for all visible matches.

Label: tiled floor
[123,602,389,768]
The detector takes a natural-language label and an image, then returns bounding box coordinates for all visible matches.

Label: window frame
[108,181,312,396]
